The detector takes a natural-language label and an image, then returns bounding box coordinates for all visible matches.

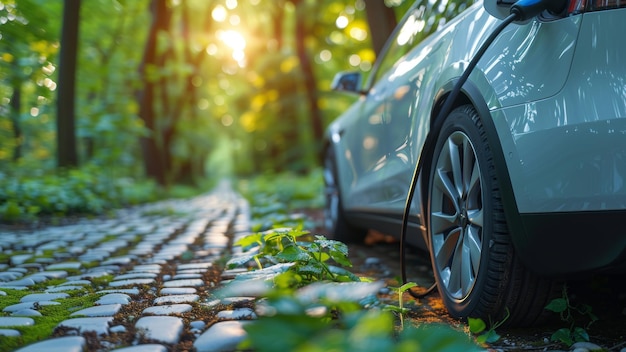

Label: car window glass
[371,6,428,86]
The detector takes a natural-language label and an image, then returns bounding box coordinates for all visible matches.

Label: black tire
[426,105,560,326]
[323,147,366,243]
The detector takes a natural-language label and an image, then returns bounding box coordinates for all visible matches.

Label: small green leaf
[572,327,590,342]
[235,233,262,248]
[398,282,418,293]
[545,298,568,313]
[550,328,574,346]
[483,329,501,343]
[468,317,487,334]
[275,245,310,262]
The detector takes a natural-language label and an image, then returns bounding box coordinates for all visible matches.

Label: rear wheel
[324,147,366,243]
[427,105,559,326]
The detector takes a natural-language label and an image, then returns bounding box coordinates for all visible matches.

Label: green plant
[384,282,417,329]
[239,285,481,352]
[468,308,509,344]
[545,286,598,346]
[229,227,359,285]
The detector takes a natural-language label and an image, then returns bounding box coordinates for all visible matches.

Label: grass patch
[0,293,101,352]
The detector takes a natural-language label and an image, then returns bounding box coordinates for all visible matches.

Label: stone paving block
[57,317,114,335]
[11,309,42,317]
[0,278,36,287]
[142,304,193,316]
[114,273,158,280]
[10,254,32,266]
[61,279,91,286]
[153,294,199,305]
[162,278,204,287]
[159,287,196,295]
[96,293,132,305]
[112,344,169,352]
[14,336,86,352]
[135,316,184,344]
[0,328,21,336]
[130,264,162,273]
[109,278,156,287]
[0,317,35,327]
[46,261,82,270]
[70,304,122,317]
[0,271,23,281]
[98,288,140,295]
[172,273,202,279]
[216,308,257,321]
[20,293,69,303]
[193,320,251,352]
[177,263,212,270]
[46,285,85,292]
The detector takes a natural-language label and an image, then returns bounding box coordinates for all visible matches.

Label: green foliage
[468,308,508,344]
[385,282,417,329]
[230,172,481,352]
[0,164,159,222]
[231,227,359,285]
[545,286,598,346]
[230,260,479,351]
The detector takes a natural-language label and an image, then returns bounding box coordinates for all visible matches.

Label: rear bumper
[517,210,626,276]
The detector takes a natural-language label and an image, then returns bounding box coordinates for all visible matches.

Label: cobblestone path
[0,182,259,351]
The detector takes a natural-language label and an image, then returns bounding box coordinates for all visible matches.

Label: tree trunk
[364,0,397,57]
[293,0,323,167]
[56,0,81,168]
[10,82,22,161]
[137,0,170,185]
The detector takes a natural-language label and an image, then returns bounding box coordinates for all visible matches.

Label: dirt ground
[345,230,626,352]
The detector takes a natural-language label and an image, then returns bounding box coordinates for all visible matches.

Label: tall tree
[137,0,171,185]
[56,0,81,168]
[292,0,323,161]
[364,0,397,57]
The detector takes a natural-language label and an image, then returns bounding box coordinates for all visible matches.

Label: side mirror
[331,72,363,93]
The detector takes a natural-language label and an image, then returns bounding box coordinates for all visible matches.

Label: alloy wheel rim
[430,131,484,300]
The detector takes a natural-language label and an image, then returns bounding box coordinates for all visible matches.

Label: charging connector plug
[511,0,567,21]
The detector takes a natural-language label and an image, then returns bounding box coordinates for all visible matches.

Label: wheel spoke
[468,161,481,199]
[431,211,457,235]
[466,225,482,275]
[461,232,473,294]
[462,138,475,196]
[467,208,483,228]
[435,168,460,209]
[435,228,461,274]
[448,139,464,197]
[447,232,464,294]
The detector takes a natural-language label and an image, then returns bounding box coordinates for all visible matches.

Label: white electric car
[323,0,626,326]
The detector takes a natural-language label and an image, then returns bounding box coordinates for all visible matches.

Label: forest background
[0,0,470,220]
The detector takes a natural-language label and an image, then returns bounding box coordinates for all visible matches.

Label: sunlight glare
[336,15,348,29]
[226,0,238,10]
[218,29,247,67]
[218,30,246,51]
[212,5,227,22]
[229,14,241,25]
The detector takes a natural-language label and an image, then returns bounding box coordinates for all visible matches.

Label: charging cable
[400,0,561,299]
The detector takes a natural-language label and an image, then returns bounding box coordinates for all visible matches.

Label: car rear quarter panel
[478,10,626,274]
